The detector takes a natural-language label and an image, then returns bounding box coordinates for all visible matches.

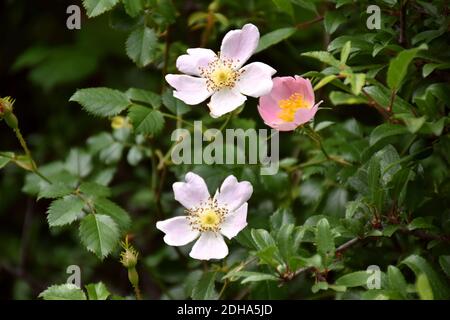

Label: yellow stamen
[200,56,242,92]
[199,209,220,228]
[277,93,310,122]
[186,198,227,233]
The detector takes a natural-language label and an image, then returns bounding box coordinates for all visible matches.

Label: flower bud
[111,116,131,130]
[0,97,14,115]
[4,113,19,129]
[120,246,139,269]
[127,267,139,289]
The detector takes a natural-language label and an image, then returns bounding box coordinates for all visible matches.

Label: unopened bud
[127,267,139,288]
[120,246,139,269]
[5,113,19,129]
[0,97,15,115]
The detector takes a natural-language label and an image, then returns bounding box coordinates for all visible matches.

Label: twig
[399,0,408,47]
[295,16,324,30]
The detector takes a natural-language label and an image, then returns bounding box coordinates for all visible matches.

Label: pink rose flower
[258,76,322,131]
[165,24,276,118]
[156,172,253,260]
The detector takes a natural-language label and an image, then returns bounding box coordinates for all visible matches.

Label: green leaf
[255,28,296,53]
[82,0,119,18]
[87,132,114,153]
[128,105,165,135]
[401,255,450,299]
[79,181,111,198]
[270,208,295,230]
[39,284,86,300]
[70,88,130,117]
[162,89,190,115]
[65,148,93,178]
[368,156,383,210]
[83,0,119,18]
[324,10,346,34]
[79,214,120,259]
[329,91,368,105]
[335,271,371,287]
[93,197,131,231]
[0,152,14,169]
[38,182,73,200]
[126,26,158,67]
[122,0,145,17]
[438,256,450,277]
[422,63,450,78]
[191,272,218,300]
[316,218,335,256]
[291,0,317,12]
[126,88,161,109]
[340,41,351,64]
[416,274,433,300]
[369,124,409,146]
[314,75,337,90]
[387,44,427,90]
[407,217,435,231]
[85,282,111,300]
[99,142,124,164]
[387,266,408,299]
[349,73,365,96]
[251,229,276,250]
[127,146,144,166]
[47,195,84,227]
[224,271,278,284]
[302,51,341,68]
[272,0,294,18]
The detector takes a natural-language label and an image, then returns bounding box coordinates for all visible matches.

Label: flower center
[199,209,220,228]
[200,56,242,92]
[277,93,311,122]
[187,198,227,233]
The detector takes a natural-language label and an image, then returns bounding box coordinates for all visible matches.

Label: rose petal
[173,172,210,209]
[208,89,247,118]
[214,175,253,211]
[156,216,200,246]
[290,76,315,105]
[220,24,260,68]
[269,77,294,101]
[237,62,276,98]
[293,101,321,126]
[220,203,248,239]
[271,121,299,131]
[189,232,229,260]
[258,94,282,125]
[176,48,217,76]
[165,74,212,105]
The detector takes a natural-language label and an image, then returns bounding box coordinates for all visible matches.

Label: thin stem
[14,128,51,184]
[218,280,229,299]
[133,284,143,300]
[160,112,195,127]
[295,15,324,30]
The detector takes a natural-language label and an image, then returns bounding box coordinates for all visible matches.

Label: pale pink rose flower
[165,24,276,118]
[258,76,323,131]
[156,172,253,260]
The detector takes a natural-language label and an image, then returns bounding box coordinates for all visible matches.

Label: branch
[295,16,324,30]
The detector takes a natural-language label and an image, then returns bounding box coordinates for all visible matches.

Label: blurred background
[2,0,446,300]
